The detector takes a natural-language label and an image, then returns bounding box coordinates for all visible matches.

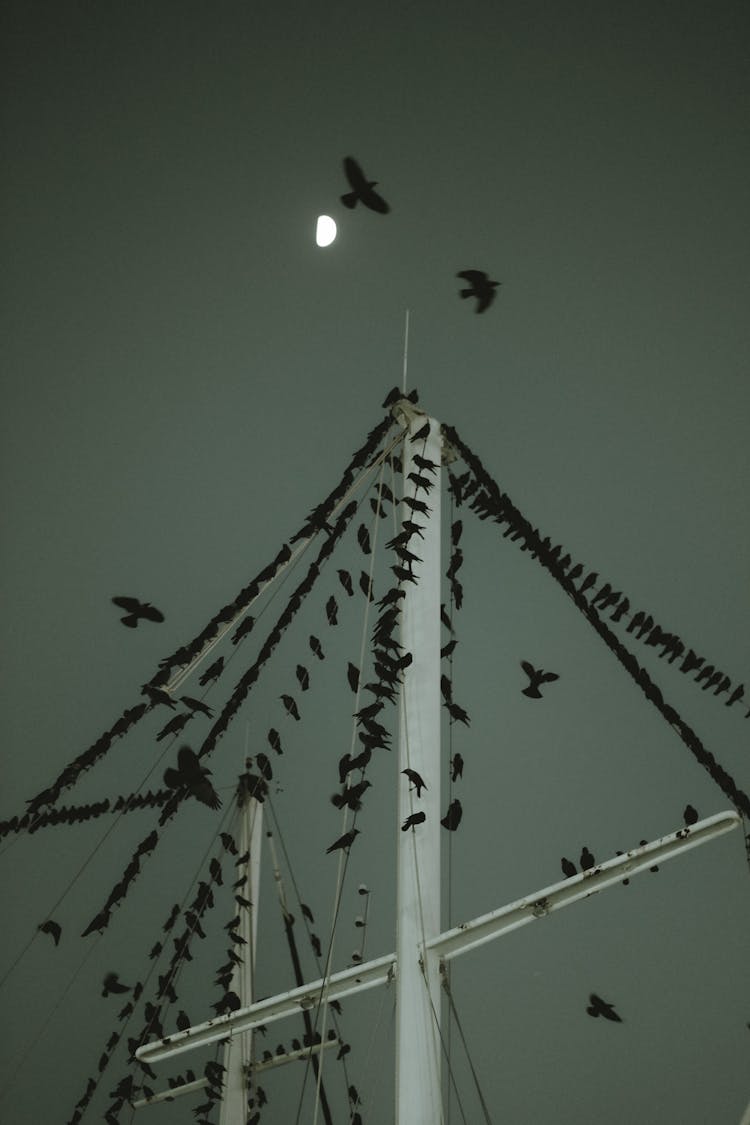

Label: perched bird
[310,933,322,957]
[586,993,622,1022]
[180,696,213,718]
[326,596,338,626]
[456,269,500,313]
[163,745,221,810]
[111,596,164,628]
[410,420,430,443]
[401,811,426,831]
[445,701,470,725]
[326,828,360,855]
[358,524,371,555]
[359,571,374,601]
[402,768,427,797]
[683,803,699,826]
[102,972,130,997]
[309,635,325,661]
[199,657,224,687]
[450,753,464,782]
[332,779,371,811]
[347,662,360,693]
[301,903,314,924]
[38,919,62,946]
[413,454,438,475]
[296,664,310,691]
[561,857,577,879]
[341,156,390,213]
[441,799,463,831]
[280,694,300,721]
[156,712,192,741]
[338,569,354,596]
[268,729,283,754]
[520,661,560,699]
[143,685,177,709]
[580,846,595,871]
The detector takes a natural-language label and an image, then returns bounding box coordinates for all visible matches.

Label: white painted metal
[219,791,263,1124]
[738,1094,750,1125]
[132,1077,209,1108]
[427,811,741,962]
[135,952,397,1064]
[396,413,443,1125]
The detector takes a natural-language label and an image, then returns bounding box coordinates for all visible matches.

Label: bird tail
[340,191,358,209]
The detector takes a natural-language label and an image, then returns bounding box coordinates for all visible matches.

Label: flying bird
[586,993,622,1022]
[102,972,130,997]
[38,919,62,946]
[580,846,595,871]
[326,828,360,855]
[520,661,560,699]
[163,745,221,810]
[450,753,464,782]
[441,798,463,831]
[401,811,426,831]
[331,779,371,811]
[683,803,699,826]
[340,156,390,213]
[456,269,500,313]
[402,768,427,797]
[561,857,577,879]
[280,694,301,720]
[111,596,164,628]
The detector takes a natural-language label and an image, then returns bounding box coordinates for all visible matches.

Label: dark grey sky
[2,3,749,1123]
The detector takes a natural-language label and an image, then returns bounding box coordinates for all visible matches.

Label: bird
[445,701,470,725]
[180,695,213,717]
[456,269,500,313]
[359,571,374,601]
[199,657,224,687]
[142,685,177,709]
[413,454,438,474]
[586,993,622,1022]
[156,712,192,741]
[683,803,699,826]
[296,664,310,691]
[450,753,464,782]
[38,919,62,946]
[340,156,390,213]
[163,745,221,810]
[357,524,371,555]
[410,420,430,442]
[309,634,325,660]
[301,903,314,924]
[401,811,426,831]
[561,857,577,879]
[337,569,354,596]
[580,846,595,871]
[268,728,283,754]
[402,768,427,797]
[520,661,560,699]
[441,799,463,831]
[102,971,130,997]
[111,596,164,628]
[280,694,300,720]
[331,779,371,811]
[347,662,360,693]
[326,596,338,626]
[326,828,360,855]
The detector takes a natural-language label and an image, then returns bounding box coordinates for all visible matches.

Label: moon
[315,215,337,247]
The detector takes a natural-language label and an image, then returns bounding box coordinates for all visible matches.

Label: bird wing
[520,660,536,677]
[540,671,560,683]
[343,156,366,190]
[475,289,495,313]
[140,603,165,622]
[362,185,390,213]
[456,270,486,283]
[112,596,140,612]
[177,745,200,774]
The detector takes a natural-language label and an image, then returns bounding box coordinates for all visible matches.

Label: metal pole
[219,787,263,1124]
[396,412,443,1125]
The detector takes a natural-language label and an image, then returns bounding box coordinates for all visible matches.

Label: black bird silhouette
[450,753,464,782]
[586,993,622,1022]
[268,728,283,754]
[683,803,699,826]
[347,662,360,693]
[156,712,192,741]
[180,696,213,717]
[280,694,301,720]
[301,903,314,924]
[357,524,371,554]
[163,746,221,810]
[402,768,427,797]
[413,454,438,474]
[296,664,310,691]
[331,780,371,811]
[111,596,164,628]
[337,569,354,596]
[309,635,325,660]
[445,701,470,725]
[340,156,390,213]
[520,661,560,699]
[310,933,322,957]
[102,971,130,997]
[401,811,426,831]
[326,828,360,855]
[359,571,374,601]
[441,799,463,831]
[38,919,62,946]
[580,846,595,871]
[326,596,338,626]
[456,269,500,313]
[561,857,577,879]
[143,685,177,709]
[199,657,224,687]
[411,420,430,442]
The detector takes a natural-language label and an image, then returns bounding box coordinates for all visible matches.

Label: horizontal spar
[427,811,741,963]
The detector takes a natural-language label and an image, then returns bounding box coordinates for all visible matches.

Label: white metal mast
[137,400,742,1122]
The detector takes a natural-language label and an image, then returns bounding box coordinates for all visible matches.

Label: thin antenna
[402,308,410,393]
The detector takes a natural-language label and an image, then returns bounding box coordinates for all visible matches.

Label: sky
[1,2,750,1123]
